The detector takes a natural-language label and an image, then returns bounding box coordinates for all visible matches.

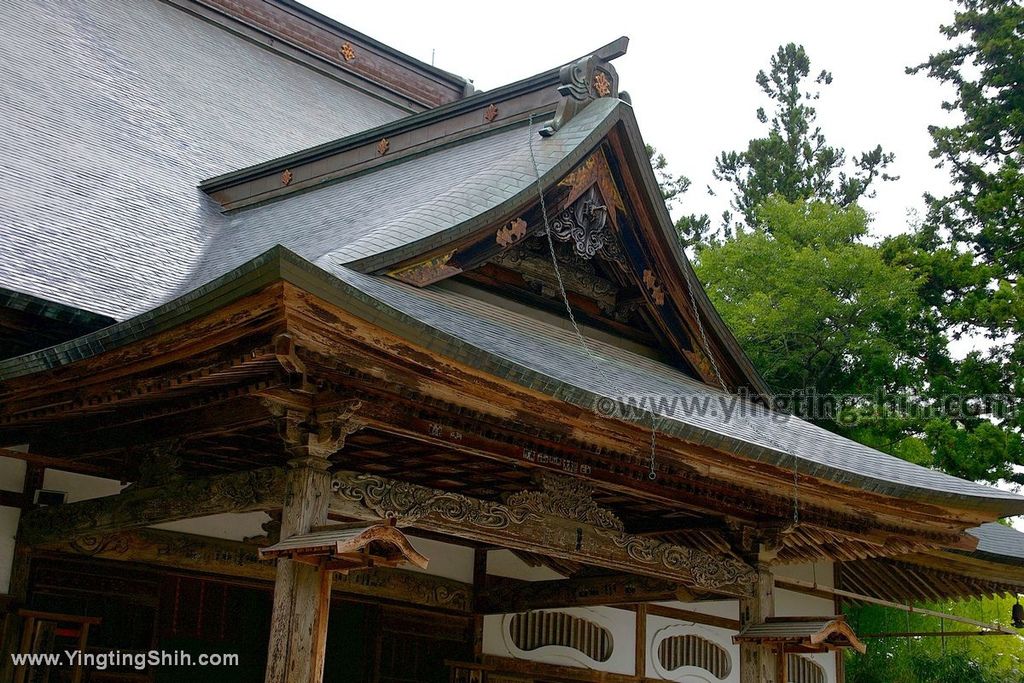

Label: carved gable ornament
[549,185,626,268]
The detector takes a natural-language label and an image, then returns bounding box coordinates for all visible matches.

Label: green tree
[909,0,1024,471]
[845,596,1024,683]
[693,197,1024,483]
[714,44,896,227]
[909,0,1024,282]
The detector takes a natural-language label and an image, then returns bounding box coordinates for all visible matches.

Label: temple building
[3,1,1024,682]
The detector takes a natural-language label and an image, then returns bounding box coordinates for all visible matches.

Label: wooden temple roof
[4,0,1024,608]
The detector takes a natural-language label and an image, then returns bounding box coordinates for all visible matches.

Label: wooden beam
[635,604,648,678]
[776,577,1018,635]
[453,655,665,683]
[18,466,286,546]
[475,574,689,613]
[619,604,741,632]
[0,448,107,476]
[35,527,472,612]
[329,470,756,597]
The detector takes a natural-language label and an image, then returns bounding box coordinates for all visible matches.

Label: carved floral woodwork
[377,137,390,156]
[643,268,665,305]
[505,473,624,531]
[593,71,612,97]
[281,169,294,186]
[483,103,499,123]
[339,42,356,62]
[388,250,461,286]
[330,471,756,594]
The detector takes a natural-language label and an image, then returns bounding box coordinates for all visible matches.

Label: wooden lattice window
[656,634,731,679]
[788,654,826,683]
[508,611,613,662]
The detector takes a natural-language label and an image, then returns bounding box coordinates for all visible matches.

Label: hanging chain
[527,115,659,479]
[526,114,598,364]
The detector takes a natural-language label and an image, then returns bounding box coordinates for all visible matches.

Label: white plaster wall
[484,562,838,682]
[402,536,475,583]
[154,512,271,542]
[647,611,738,682]
[42,469,124,502]
[487,549,567,581]
[484,606,636,676]
[0,455,26,493]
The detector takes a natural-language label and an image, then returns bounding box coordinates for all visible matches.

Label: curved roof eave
[3,246,1021,520]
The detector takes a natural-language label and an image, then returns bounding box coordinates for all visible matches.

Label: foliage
[908,0,1024,479]
[714,43,896,227]
[909,0,1024,284]
[845,597,1024,683]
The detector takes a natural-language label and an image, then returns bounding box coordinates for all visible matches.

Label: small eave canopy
[259,523,429,572]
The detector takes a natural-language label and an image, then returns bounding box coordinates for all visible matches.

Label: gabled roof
[184,98,618,297]
[3,0,1022,542]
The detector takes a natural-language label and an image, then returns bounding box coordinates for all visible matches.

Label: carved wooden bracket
[548,185,626,268]
[266,400,365,460]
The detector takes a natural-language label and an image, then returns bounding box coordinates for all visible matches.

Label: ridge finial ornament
[541,56,620,137]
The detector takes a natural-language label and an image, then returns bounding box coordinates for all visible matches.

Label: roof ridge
[200,37,629,206]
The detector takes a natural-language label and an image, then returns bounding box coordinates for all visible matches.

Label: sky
[305,0,961,237]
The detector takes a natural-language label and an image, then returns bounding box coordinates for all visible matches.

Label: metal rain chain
[526,114,660,480]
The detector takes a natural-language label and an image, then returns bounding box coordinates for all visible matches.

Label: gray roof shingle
[0,0,405,319]
[181,98,616,295]
[320,264,1024,513]
[968,523,1024,563]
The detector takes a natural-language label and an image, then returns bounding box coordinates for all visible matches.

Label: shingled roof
[0,0,406,320]
[3,0,1023,526]
[5,246,1023,517]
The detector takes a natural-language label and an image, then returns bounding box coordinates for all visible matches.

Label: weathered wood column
[739,562,779,683]
[264,402,362,683]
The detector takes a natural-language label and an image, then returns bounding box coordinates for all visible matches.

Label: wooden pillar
[739,563,778,683]
[264,456,333,683]
[1,464,43,683]
[471,548,487,660]
[634,604,648,679]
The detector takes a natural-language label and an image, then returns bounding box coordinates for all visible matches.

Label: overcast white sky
[306,0,960,236]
